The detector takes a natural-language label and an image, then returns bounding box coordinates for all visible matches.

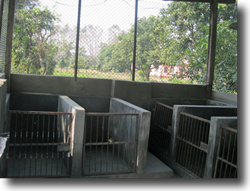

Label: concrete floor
[7,148,69,177]
[6,148,175,178]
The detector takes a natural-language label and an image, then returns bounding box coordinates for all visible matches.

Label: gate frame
[7,110,73,178]
[82,112,139,176]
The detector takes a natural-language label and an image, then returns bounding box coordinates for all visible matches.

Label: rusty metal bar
[149,102,173,158]
[7,111,72,178]
[214,125,237,178]
[83,113,138,176]
[174,112,210,178]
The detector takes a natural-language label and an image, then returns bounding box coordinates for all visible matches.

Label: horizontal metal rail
[180,112,211,124]
[86,112,138,116]
[9,110,72,115]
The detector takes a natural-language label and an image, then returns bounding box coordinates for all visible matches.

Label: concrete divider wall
[10,74,217,109]
[10,92,58,111]
[58,95,85,177]
[109,98,151,174]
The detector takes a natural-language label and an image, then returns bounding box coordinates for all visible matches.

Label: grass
[53,68,195,84]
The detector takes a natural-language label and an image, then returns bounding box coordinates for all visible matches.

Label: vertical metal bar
[24,114,28,177]
[224,130,232,178]
[132,0,138,81]
[5,0,16,92]
[0,0,5,40]
[101,116,104,172]
[18,113,23,177]
[82,115,86,175]
[196,121,204,175]
[112,116,115,172]
[46,115,50,176]
[190,118,197,171]
[89,116,92,174]
[206,0,218,99]
[51,114,56,176]
[123,116,127,171]
[95,116,98,173]
[41,114,45,176]
[117,115,121,171]
[214,127,223,178]
[74,0,82,82]
[106,115,110,172]
[185,115,192,167]
[134,115,139,172]
[35,115,39,176]
[219,128,227,178]
[56,115,60,176]
[30,114,34,176]
[13,113,17,176]
[231,131,237,165]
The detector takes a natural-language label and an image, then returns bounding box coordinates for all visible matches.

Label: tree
[107,24,122,45]
[155,1,237,93]
[185,21,237,93]
[12,6,60,75]
[136,16,161,81]
[80,25,103,69]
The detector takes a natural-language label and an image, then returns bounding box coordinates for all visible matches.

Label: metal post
[75,0,82,82]
[132,0,138,81]
[206,0,218,99]
[4,0,15,92]
[0,0,5,40]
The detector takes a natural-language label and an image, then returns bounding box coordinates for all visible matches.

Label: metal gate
[148,102,173,158]
[83,113,138,176]
[214,125,237,178]
[173,112,210,178]
[7,110,72,178]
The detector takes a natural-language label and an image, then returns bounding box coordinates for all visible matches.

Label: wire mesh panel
[0,0,9,73]
[174,112,210,178]
[135,0,210,84]
[148,102,173,158]
[213,3,237,94]
[214,125,237,178]
[83,113,138,176]
[11,0,78,76]
[7,110,72,178]
[78,0,135,80]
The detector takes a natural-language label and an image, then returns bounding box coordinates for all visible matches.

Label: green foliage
[184,21,237,93]
[11,0,237,94]
[12,6,59,75]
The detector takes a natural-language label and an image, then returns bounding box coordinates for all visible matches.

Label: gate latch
[57,143,70,152]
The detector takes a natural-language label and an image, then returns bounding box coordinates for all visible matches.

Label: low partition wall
[109,98,151,174]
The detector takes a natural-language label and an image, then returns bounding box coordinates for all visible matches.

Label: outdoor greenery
[10,0,237,93]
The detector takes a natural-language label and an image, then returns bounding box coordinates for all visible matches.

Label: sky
[40,0,171,31]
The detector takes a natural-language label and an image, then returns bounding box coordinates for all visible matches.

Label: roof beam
[162,0,235,4]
